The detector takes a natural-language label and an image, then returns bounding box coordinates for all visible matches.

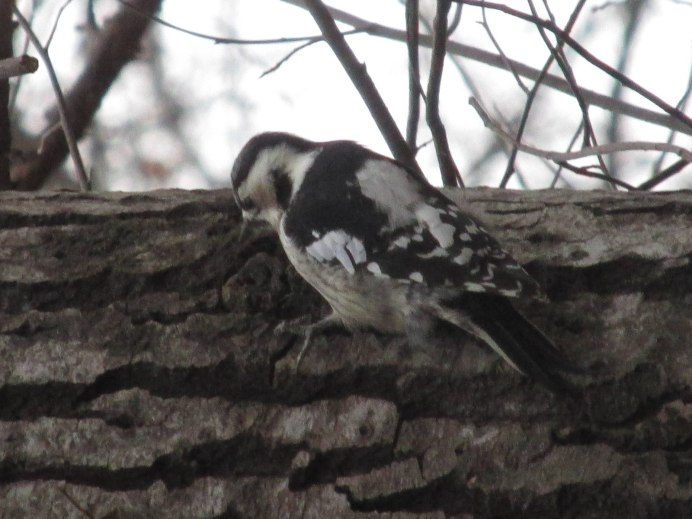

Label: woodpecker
[231,132,575,393]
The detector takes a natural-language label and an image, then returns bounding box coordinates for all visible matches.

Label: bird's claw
[275,315,346,372]
[274,315,313,337]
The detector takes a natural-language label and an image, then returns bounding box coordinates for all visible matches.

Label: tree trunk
[1,188,690,518]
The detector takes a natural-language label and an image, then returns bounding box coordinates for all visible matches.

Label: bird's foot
[275,314,347,371]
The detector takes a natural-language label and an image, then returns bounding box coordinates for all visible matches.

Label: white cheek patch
[242,146,318,217]
[306,230,366,274]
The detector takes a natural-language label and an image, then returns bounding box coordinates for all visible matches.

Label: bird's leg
[296,314,347,370]
[275,313,348,371]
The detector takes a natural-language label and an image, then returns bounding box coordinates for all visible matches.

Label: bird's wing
[283,154,543,299]
[363,190,545,299]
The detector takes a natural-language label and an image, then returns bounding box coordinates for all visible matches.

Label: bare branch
[426,0,463,187]
[456,0,692,131]
[0,55,39,79]
[470,97,692,162]
[638,159,690,191]
[261,39,320,78]
[447,2,463,34]
[604,0,645,178]
[7,7,34,115]
[651,63,692,176]
[420,12,481,100]
[550,122,583,188]
[297,0,422,178]
[45,0,75,50]
[282,0,691,136]
[13,6,90,191]
[500,0,586,188]
[477,8,529,94]
[260,29,365,78]
[118,0,338,46]
[527,0,613,186]
[556,160,637,190]
[0,0,12,189]
[405,0,421,151]
[13,0,163,190]
[527,1,602,152]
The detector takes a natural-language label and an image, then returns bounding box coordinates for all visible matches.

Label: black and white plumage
[231,132,575,393]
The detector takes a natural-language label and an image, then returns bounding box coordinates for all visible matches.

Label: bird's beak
[236,218,271,246]
[237,219,250,244]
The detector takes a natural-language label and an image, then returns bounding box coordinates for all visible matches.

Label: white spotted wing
[292,154,543,299]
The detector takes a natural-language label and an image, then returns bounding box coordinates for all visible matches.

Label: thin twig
[282,0,692,136]
[420,13,481,100]
[260,28,364,78]
[541,0,558,22]
[651,64,692,175]
[46,0,75,50]
[118,0,337,46]
[550,122,583,188]
[261,38,319,78]
[448,1,463,34]
[526,1,599,150]
[13,0,162,190]
[13,6,90,191]
[0,55,39,79]
[86,0,99,31]
[455,0,692,130]
[500,0,586,188]
[301,0,422,178]
[527,0,612,187]
[478,8,529,94]
[591,1,627,12]
[416,137,434,151]
[8,7,34,114]
[557,161,637,190]
[637,159,690,191]
[604,0,644,178]
[470,97,692,162]
[426,0,463,187]
[0,0,12,189]
[405,0,421,151]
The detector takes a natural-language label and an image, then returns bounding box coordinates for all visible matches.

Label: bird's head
[231,132,318,231]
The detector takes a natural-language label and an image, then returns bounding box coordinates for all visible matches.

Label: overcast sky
[15,0,692,190]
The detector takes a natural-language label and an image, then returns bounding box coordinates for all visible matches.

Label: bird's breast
[279,229,411,334]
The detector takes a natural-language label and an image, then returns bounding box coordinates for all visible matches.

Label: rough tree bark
[0,188,690,518]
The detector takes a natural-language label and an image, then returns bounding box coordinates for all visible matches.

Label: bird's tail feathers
[439,294,579,395]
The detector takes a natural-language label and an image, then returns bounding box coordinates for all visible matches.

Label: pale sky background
[14,0,692,190]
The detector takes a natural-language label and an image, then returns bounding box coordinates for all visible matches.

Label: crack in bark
[536,255,692,300]
[0,435,299,491]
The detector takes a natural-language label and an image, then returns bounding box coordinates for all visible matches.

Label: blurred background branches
[1,0,690,191]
